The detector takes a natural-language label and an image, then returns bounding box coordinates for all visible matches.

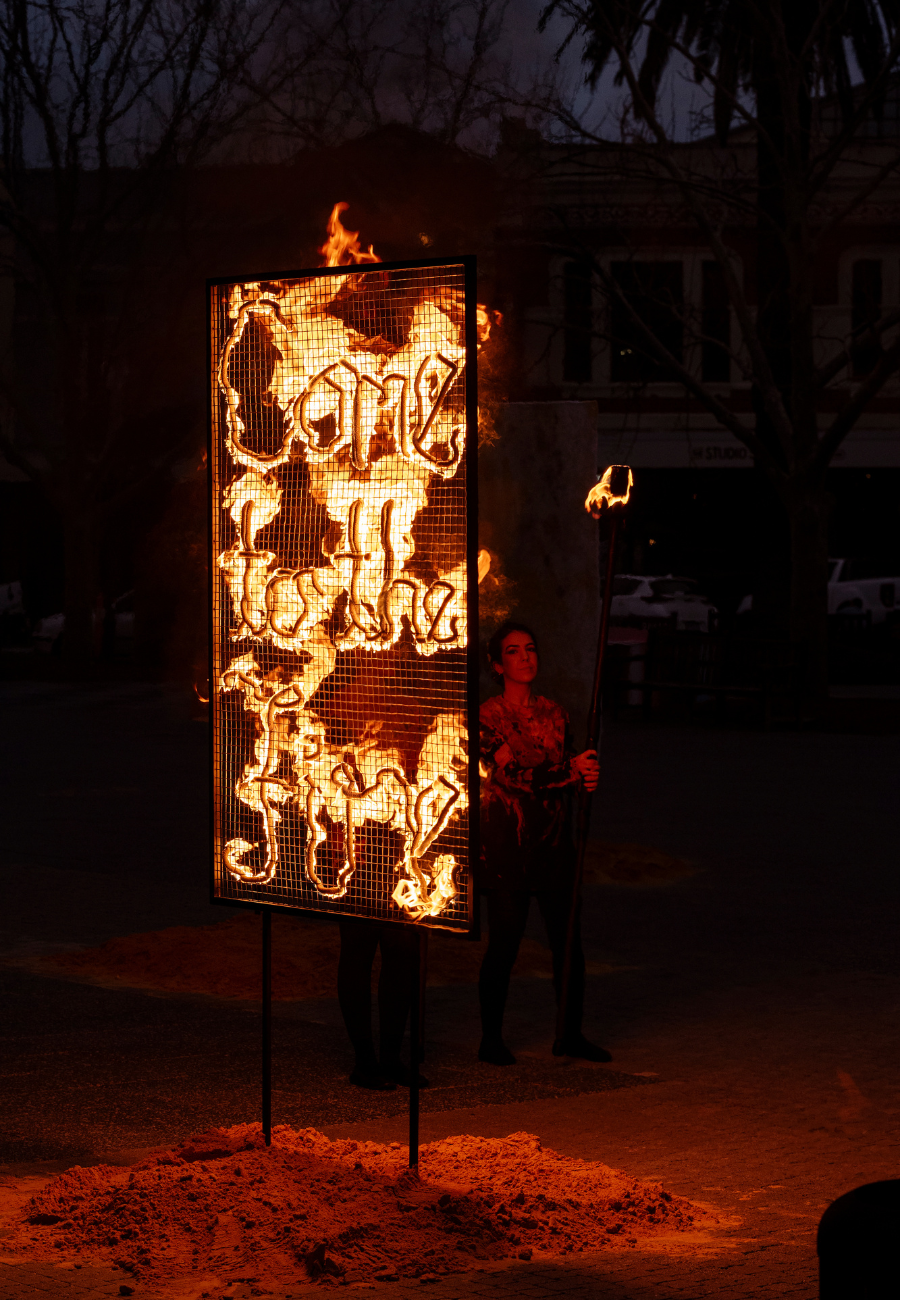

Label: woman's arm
[524,711,584,792]
[479,714,512,777]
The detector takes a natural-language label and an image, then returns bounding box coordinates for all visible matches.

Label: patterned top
[479,693,579,890]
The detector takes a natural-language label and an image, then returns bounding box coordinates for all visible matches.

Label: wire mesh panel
[209,260,476,931]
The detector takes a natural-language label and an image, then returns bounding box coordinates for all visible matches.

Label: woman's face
[494,630,538,685]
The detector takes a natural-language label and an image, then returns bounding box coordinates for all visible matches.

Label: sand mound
[13,1123,726,1286]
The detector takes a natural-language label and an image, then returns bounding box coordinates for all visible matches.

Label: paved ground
[2,682,899,1298]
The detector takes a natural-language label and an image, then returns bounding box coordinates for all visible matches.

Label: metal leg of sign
[408,931,422,1171]
[262,909,272,1147]
[418,929,428,1063]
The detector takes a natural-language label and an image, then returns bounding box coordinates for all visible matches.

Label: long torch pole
[408,929,422,1171]
[553,492,627,1053]
[262,908,272,1145]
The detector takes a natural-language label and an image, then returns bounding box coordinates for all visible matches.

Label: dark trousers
[478,888,585,1042]
[338,918,419,1070]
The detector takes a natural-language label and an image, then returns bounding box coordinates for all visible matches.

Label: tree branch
[814,339,900,474]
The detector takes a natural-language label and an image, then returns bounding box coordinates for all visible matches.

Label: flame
[585,464,633,518]
[318,202,381,267]
[476,304,502,348]
[392,853,458,920]
[214,230,476,917]
[221,651,467,901]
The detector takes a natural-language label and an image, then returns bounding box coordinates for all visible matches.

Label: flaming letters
[213,256,472,922]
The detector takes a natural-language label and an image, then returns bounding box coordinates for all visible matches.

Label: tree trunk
[752,5,817,655]
[61,505,101,670]
[782,478,832,708]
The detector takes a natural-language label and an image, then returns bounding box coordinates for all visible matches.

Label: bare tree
[0,0,518,667]
[0,0,345,665]
[516,0,900,700]
[261,0,514,151]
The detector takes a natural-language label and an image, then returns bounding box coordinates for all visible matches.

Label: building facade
[492,117,900,611]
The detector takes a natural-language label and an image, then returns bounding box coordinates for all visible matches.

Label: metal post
[418,928,428,1063]
[408,929,422,1170]
[262,908,272,1146]
[554,509,622,1053]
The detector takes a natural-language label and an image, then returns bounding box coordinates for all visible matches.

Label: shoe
[552,1034,612,1063]
[478,1037,516,1066]
[382,1062,430,1089]
[349,1066,397,1091]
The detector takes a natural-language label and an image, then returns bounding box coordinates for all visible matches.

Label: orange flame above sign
[318,202,381,267]
[317,204,498,352]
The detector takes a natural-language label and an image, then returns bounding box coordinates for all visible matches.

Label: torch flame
[318,202,381,267]
[585,464,633,518]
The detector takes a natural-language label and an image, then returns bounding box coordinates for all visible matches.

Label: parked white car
[0,580,24,618]
[0,579,28,647]
[32,591,136,653]
[828,558,898,624]
[32,611,66,653]
[611,574,718,632]
[737,559,899,627]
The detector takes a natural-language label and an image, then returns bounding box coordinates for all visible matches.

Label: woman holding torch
[477,622,611,1065]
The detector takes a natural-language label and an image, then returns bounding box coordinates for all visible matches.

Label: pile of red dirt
[12,1124,728,1288]
[41,912,609,1002]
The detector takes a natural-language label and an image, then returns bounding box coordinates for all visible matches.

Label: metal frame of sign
[207,256,478,934]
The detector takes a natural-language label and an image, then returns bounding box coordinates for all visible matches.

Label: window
[610,262,683,383]
[822,85,900,139]
[851,260,883,378]
[562,260,593,382]
[701,261,730,382]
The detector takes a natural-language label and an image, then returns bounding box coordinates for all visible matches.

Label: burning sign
[209,239,476,929]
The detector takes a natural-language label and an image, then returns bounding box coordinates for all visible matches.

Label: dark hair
[486,621,539,676]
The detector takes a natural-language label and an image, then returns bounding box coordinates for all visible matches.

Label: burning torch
[553,464,633,1056]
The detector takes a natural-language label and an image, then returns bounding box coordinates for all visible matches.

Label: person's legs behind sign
[338,917,427,1090]
[537,889,612,1062]
[338,917,391,1089]
[478,888,531,1064]
[377,922,428,1087]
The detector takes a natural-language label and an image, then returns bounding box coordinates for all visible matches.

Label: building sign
[209,259,477,930]
[600,427,900,468]
[599,429,752,468]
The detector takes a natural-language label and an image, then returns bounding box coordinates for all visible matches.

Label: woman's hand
[493,742,514,770]
[571,749,600,792]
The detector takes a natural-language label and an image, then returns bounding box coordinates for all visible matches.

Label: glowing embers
[210,259,472,926]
